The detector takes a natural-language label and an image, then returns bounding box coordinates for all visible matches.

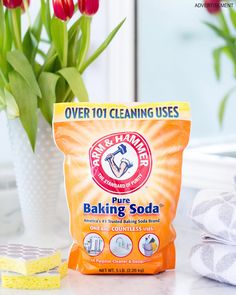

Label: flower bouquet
[204,0,236,124]
[0,0,124,247]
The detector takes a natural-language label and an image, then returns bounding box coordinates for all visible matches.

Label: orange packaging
[53,102,191,275]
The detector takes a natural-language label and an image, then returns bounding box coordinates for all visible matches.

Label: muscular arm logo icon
[105,144,133,179]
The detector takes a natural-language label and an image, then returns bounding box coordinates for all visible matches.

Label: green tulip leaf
[213,47,222,81]
[68,19,82,66]
[218,87,236,126]
[4,88,19,119]
[41,0,51,40]
[68,19,81,42]
[22,11,43,64]
[80,18,126,73]
[55,76,67,102]
[38,72,60,124]
[218,12,230,35]
[77,16,91,71]
[51,17,68,68]
[40,48,58,74]
[229,7,236,29]
[9,70,38,151]
[213,46,235,80]
[204,22,230,40]
[213,47,225,80]
[59,67,89,102]
[7,50,42,97]
[205,21,236,75]
[34,61,42,77]
[37,48,47,59]
[23,30,38,63]
[31,10,43,42]
[0,88,6,111]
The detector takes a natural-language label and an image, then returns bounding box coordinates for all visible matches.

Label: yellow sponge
[1,260,68,290]
[0,244,61,275]
[58,260,68,279]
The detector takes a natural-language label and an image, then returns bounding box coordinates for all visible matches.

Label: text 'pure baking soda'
[53,102,191,274]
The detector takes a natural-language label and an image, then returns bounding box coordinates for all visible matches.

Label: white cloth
[190,189,236,285]
[190,242,236,286]
[190,190,236,244]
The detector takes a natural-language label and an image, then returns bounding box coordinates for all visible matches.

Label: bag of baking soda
[53,102,191,274]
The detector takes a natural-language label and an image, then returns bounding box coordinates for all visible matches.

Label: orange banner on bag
[53,102,191,274]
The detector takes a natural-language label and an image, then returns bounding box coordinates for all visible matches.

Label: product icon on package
[110,234,133,258]
[139,234,159,257]
[84,233,104,257]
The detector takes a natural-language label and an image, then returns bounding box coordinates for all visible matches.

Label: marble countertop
[0,226,235,295]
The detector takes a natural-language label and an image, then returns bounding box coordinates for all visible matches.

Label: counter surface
[1,227,235,295]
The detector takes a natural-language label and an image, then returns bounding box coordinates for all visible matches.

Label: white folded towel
[190,189,236,245]
[190,242,236,286]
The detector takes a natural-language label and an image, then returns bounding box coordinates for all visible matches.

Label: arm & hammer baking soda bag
[53,102,191,274]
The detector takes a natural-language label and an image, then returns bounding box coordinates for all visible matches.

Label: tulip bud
[21,0,30,11]
[78,0,99,16]
[53,0,75,21]
[204,0,221,14]
[3,0,22,9]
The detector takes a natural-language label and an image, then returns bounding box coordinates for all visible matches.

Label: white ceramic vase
[8,113,69,249]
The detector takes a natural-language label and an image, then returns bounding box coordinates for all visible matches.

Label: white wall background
[138,0,236,138]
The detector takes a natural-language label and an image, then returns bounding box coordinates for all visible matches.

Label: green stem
[77,16,91,71]
[0,1,4,51]
[0,68,8,85]
[11,9,22,51]
[74,3,78,12]
[79,18,126,74]
[218,11,230,35]
[62,21,68,68]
